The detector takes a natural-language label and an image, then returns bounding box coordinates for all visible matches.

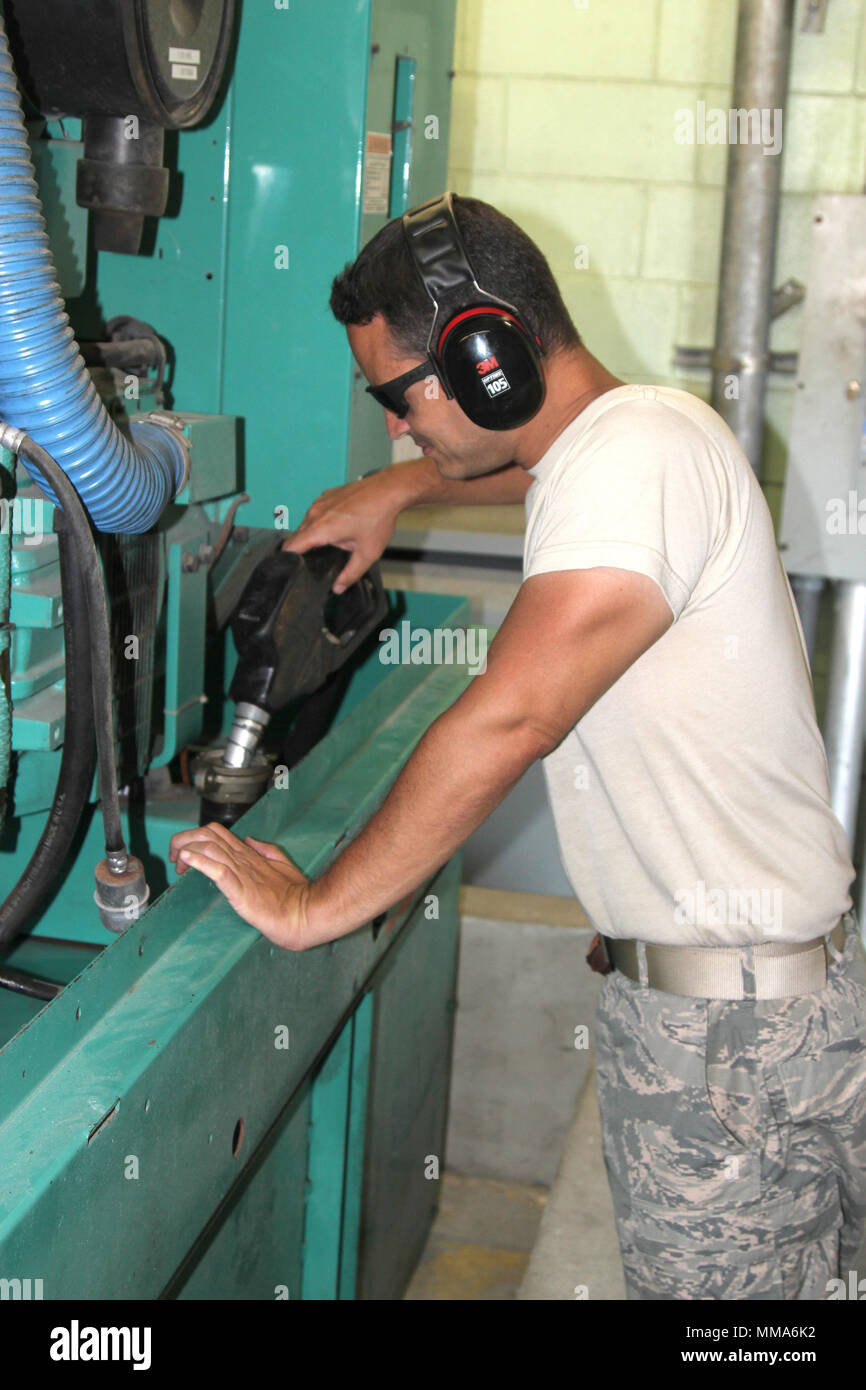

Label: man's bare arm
[394,454,532,507]
[283,455,530,590]
[301,566,673,945]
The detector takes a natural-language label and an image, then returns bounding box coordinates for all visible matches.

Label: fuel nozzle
[223,701,271,768]
[192,703,274,827]
[192,545,388,827]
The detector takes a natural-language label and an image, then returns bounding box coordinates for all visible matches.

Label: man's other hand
[168,822,309,950]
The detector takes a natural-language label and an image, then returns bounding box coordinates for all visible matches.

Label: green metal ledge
[0,601,484,1298]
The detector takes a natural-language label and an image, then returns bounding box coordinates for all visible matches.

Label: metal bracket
[771,278,805,319]
[674,346,797,375]
[676,280,804,375]
[163,693,208,719]
[800,0,829,33]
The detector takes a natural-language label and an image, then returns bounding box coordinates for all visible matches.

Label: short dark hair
[329,194,581,358]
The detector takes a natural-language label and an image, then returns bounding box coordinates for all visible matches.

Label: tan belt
[591,917,848,1000]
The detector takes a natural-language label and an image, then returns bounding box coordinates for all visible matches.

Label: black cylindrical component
[192,745,273,829]
[0,965,63,1002]
[3,0,236,128]
[4,0,236,253]
[199,798,249,829]
[78,116,169,254]
[0,514,97,953]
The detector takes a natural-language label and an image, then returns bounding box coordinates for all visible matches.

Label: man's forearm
[392,455,532,508]
[302,696,545,947]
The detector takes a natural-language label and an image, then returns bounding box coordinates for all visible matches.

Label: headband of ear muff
[402,193,546,431]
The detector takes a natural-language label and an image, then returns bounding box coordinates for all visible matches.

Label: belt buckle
[586,932,613,976]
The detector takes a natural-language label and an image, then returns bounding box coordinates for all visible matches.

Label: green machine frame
[0,0,464,1300]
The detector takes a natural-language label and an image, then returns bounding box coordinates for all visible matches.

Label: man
[169,194,865,1301]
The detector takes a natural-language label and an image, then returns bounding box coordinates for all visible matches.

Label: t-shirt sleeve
[523,401,719,620]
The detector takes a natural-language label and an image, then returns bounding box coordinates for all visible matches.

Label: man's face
[347,315,518,479]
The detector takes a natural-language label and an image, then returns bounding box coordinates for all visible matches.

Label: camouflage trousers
[593,910,866,1299]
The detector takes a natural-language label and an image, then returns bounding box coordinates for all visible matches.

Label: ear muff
[402,193,547,431]
[438,308,545,431]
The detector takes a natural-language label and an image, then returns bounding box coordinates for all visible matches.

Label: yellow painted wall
[446,0,866,525]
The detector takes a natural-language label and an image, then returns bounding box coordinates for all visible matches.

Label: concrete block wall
[447,0,866,530]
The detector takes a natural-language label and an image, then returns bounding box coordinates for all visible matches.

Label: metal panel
[778,195,866,580]
[168,988,369,1300]
[338,992,373,1299]
[357,854,460,1300]
[348,0,457,483]
[0,614,472,1298]
[301,1012,354,1299]
[172,1084,310,1301]
[154,533,209,767]
[389,56,417,218]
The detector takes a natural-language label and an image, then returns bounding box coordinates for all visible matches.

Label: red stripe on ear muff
[437,305,524,353]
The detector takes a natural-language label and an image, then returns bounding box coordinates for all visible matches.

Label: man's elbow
[501,711,575,764]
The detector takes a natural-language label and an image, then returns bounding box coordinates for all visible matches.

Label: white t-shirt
[523,383,854,946]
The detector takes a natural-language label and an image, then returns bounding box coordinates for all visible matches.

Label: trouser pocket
[617,1172,843,1300]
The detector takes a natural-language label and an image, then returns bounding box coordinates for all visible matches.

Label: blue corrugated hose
[0,18,186,533]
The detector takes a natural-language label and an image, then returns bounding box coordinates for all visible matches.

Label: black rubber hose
[15,435,125,858]
[0,965,62,1001]
[0,513,97,952]
[276,664,353,771]
[0,428,126,958]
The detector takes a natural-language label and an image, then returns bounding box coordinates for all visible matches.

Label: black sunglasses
[365,359,444,417]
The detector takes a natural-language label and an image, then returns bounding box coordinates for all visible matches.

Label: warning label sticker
[363,132,392,216]
[169,46,199,82]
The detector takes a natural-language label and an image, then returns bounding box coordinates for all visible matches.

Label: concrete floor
[404,1173,549,1300]
[404,1073,628,1301]
[444,899,601,1187]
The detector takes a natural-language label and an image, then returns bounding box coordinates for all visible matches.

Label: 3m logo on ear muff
[476,353,511,398]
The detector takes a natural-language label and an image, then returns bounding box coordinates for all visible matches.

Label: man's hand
[283,459,533,593]
[168,822,310,950]
[282,470,414,592]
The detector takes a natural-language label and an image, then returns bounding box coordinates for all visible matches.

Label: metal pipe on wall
[710,0,795,477]
[710,3,866,928]
[824,583,866,843]
[790,573,825,671]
